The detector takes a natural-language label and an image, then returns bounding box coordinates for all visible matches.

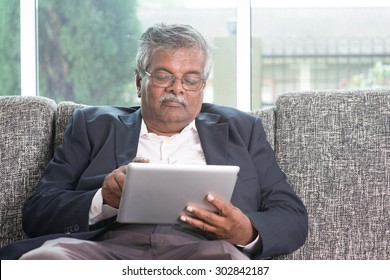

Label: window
[36,0,237,107]
[15,0,390,109]
[0,0,20,96]
[251,0,390,107]
[37,0,140,105]
[136,0,238,107]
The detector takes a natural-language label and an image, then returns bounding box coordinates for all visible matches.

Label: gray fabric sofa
[1,89,389,259]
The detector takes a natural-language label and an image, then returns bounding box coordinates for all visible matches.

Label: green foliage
[350,62,390,89]
[0,0,20,96]
[38,0,141,105]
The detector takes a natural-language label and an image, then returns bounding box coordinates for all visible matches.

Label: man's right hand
[101,157,150,208]
[101,165,127,208]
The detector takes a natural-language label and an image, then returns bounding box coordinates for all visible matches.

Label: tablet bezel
[116,163,240,224]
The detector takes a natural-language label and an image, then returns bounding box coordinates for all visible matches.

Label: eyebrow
[153,67,203,77]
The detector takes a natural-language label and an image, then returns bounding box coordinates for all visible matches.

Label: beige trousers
[20,224,249,260]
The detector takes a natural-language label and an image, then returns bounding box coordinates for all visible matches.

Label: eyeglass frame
[143,70,206,91]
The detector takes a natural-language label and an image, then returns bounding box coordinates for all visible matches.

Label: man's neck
[142,119,195,137]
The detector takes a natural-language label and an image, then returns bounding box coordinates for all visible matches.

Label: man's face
[137,48,206,136]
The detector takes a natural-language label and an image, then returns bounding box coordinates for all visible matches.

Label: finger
[113,169,126,190]
[179,214,219,233]
[118,165,128,173]
[179,213,232,241]
[184,205,223,226]
[205,193,232,217]
[132,157,150,163]
[102,177,121,207]
[102,167,127,206]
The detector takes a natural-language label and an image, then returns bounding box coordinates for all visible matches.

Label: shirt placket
[160,136,175,163]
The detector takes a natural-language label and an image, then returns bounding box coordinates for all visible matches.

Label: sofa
[0,89,389,259]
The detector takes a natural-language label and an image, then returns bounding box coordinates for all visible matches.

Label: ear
[135,73,142,98]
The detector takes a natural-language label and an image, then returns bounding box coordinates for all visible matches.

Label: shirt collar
[140,119,197,137]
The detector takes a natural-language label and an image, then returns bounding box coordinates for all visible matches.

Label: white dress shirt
[88,119,259,251]
[89,119,206,224]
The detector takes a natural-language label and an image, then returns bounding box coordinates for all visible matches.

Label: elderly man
[0,24,307,260]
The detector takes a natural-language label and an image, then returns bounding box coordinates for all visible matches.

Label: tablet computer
[116,163,240,224]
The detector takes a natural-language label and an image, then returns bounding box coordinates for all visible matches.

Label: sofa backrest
[55,101,89,148]
[55,103,277,151]
[1,91,388,259]
[0,96,57,248]
[55,92,390,259]
[274,89,390,259]
[251,107,275,150]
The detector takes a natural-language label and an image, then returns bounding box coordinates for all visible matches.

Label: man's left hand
[180,194,257,246]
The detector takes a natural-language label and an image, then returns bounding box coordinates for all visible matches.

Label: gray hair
[135,23,215,79]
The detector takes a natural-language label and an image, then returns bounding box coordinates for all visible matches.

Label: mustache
[159,93,189,107]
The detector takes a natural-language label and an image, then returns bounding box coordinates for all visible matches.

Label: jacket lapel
[196,112,229,165]
[115,109,142,167]
[113,108,229,166]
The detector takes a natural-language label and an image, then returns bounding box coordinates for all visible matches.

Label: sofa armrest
[0,96,56,248]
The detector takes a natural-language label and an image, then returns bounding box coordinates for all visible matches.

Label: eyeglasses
[144,70,205,91]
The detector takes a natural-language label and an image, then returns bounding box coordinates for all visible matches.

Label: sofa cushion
[274,89,390,259]
[0,96,57,248]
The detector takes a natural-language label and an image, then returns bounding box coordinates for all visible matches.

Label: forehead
[148,48,206,75]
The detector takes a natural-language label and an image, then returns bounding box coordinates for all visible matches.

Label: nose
[167,77,185,95]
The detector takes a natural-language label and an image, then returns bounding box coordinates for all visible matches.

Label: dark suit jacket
[0,103,308,259]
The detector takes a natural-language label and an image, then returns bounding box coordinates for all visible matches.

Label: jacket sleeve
[22,109,110,237]
[245,117,308,259]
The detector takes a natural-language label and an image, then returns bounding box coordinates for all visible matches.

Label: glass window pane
[137,0,237,107]
[0,0,21,96]
[37,0,238,107]
[38,0,141,105]
[251,1,390,108]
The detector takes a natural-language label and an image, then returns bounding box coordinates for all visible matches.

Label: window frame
[20,0,253,111]
[20,0,38,97]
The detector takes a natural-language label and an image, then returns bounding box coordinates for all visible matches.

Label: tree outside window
[38,0,141,105]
